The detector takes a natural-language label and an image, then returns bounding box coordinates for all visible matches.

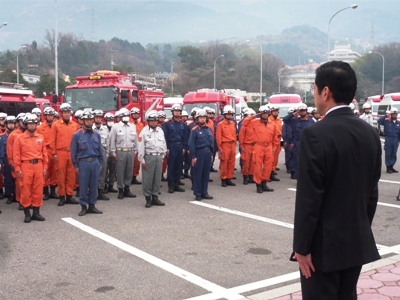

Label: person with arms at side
[157,111,168,182]
[292,61,381,300]
[1,116,16,204]
[180,110,191,180]
[268,106,282,181]
[104,112,118,193]
[238,109,256,185]
[138,111,166,208]
[130,107,144,185]
[14,114,48,223]
[71,111,103,216]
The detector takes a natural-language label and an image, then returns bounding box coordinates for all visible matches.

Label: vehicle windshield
[165,108,172,119]
[278,107,290,118]
[182,102,218,120]
[64,87,118,112]
[372,104,379,114]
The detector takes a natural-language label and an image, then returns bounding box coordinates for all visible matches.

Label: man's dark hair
[314,61,357,105]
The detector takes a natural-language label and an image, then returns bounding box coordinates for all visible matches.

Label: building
[279,62,320,96]
[328,44,361,63]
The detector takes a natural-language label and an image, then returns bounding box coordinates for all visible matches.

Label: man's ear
[323,86,331,101]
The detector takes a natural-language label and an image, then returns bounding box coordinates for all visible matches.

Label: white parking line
[62,217,246,300]
[287,188,400,209]
[379,179,400,185]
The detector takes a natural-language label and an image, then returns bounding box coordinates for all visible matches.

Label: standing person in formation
[207,108,219,173]
[180,110,191,180]
[157,111,168,182]
[378,107,400,173]
[242,106,279,193]
[216,105,237,187]
[292,61,381,300]
[50,103,80,206]
[282,107,294,174]
[109,108,138,199]
[31,108,43,124]
[7,113,27,210]
[360,103,374,126]
[189,109,214,200]
[1,116,16,204]
[71,111,103,216]
[268,106,282,181]
[13,114,48,223]
[130,107,144,185]
[239,108,256,185]
[138,111,166,208]
[0,112,7,200]
[92,109,110,201]
[104,112,118,193]
[282,103,314,180]
[162,104,187,193]
[74,110,84,128]
[37,107,59,201]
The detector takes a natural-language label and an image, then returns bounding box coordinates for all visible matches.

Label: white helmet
[349,103,355,110]
[119,108,130,117]
[24,114,38,124]
[114,111,121,117]
[270,106,280,112]
[5,116,16,123]
[298,103,307,111]
[158,111,166,118]
[44,107,55,115]
[104,113,114,120]
[362,103,372,109]
[203,106,211,113]
[354,110,360,115]
[130,107,140,114]
[208,108,215,114]
[191,107,198,116]
[390,107,399,114]
[171,104,182,111]
[181,110,189,117]
[288,107,295,114]
[248,109,256,116]
[60,103,72,112]
[74,110,83,119]
[146,110,158,121]
[307,107,314,114]
[259,106,270,114]
[93,109,104,117]
[32,107,42,116]
[223,105,234,114]
[196,109,207,118]
[16,113,26,121]
[0,112,7,119]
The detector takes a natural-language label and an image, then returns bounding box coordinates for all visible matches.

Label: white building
[279,62,320,95]
[328,44,361,63]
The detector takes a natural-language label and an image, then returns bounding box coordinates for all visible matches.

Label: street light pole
[369,51,385,95]
[247,40,263,105]
[327,4,358,60]
[0,22,7,29]
[17,46,26,84]
[55,0,59,96]
[213,55,224,91]
[171,60,175,95]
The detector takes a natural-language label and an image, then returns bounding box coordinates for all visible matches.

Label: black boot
[75,187,80,197]
[49,185,59,199]
[31,207,45,221]
[145,196,152,208]
[117,188,124,199]
[174,181,185,192]
[23,208,31,223]
[177,179,185,186]
[243,175,249,185]
[262,181,274,192]
[221,179,227,187]
[168,181,175,193]
[87,204,103,214]
[184,169,191,178]
[210,166,218,172]
[43,186,50,200]
[391,166,399,173]
[124,187,136,198]
[103,185,109,194]
[58,196,66,206]
[131,176,142,184]
[270,172,280,181]
[18,203,24,210]
[226,179,236,186]
[256,183,263,193]
[152,195,165,206]
[291,172,298,180]
[108,185,118,193]
[6,195,13,204]
[79,205,87,216]
[248,175,255,184]
[386,167,393,174]
[286,164,291,173]
[0,188,4,199]
[97,189,110,201]
[66,195,79,204]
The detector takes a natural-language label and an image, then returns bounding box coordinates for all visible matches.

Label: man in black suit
[292,61,381,299]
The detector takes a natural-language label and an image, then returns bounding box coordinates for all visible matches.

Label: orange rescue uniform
[7,128,24,202]
[13,131,48,208]
[37,122,57,187]
[206,119,215,136]
[238,117,255,176]
[268,115,282,172]
[216,119,237,179]
[49,119,80,196]
[243,116,279,184]
[132,120,145,177]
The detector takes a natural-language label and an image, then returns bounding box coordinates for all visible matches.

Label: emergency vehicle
[182,89,236,121]
[363,95,381,133]
[221,89,248,121]
[164,97,183,119]
[0,82,50,119]
[267,94,302,117]
[63,71,164,121]
[376,92,400,134]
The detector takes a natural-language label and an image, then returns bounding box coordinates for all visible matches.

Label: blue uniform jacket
[0,131,10,165]
[377,116,400,140]
[70,128,104,169]
[162,118,188,149]
[282,114,314,142]
[282,122,293,144]
[188,125,214,159]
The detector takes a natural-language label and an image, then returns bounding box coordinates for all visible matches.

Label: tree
[178,46,205,70]
[35,74,68,97]
[0,68,29,87]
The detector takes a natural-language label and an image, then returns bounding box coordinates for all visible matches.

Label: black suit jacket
[293,107,381,272]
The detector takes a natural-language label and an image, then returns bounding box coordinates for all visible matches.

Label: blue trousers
[78,159,100,206]
[192,149,212,197]
[3,161,15,196]
[183,150,191,172]
[384,137,399,167]
[284,143,293,168]
[290,140,300,176]
[167,143,183,181]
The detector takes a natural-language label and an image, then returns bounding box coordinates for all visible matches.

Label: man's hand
[18,171,23,181]
[283,142,287,148]
[191,158,197,166]
[141,162,146,169]
[75,168,79,175]
[166,150,170,158]
[290,143,294,150]
[10,164,15,171]
[182,149,186,155]
[53,154,58,164]
[240,148,245,154]
[293,252,315,279]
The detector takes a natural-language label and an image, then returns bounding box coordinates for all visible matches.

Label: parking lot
[1,141,399,300]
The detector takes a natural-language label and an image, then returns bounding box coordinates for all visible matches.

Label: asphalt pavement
[0,139,399,300]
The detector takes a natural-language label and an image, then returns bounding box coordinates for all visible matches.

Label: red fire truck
[182,89,236,121]
[0,82,51,119]
[63,71,164,121]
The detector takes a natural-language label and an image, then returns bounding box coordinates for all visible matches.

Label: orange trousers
[219,142,236,179]
[240,144,255,176]
[56,150,75,196]
[132,153,140,177]
[44,151,57,187]
[252,144,273,184]
[19,162,44,208]
[272,145,281,172]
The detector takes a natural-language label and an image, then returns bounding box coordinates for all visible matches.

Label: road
[0,140,399,300]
